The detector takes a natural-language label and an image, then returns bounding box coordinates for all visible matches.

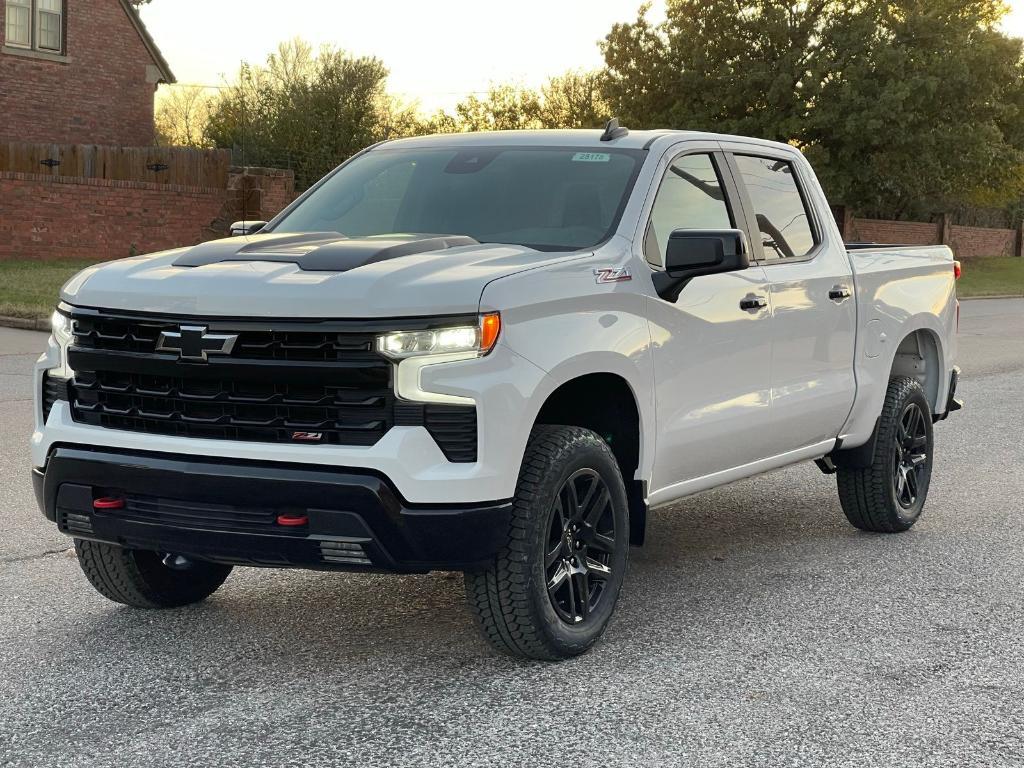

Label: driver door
[645,148,776,498]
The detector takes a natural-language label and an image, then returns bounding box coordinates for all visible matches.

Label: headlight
[48,308,75,379]
[377,313,501,360]
[51,309,73,346]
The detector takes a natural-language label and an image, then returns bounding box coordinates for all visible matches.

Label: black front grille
[73,315,376,362]
[68,313,395,447]
[65,310,480,460]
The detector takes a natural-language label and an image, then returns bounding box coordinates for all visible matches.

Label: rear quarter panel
[841,245,957,446]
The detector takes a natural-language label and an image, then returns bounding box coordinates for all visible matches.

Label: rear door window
[732,155,817,260]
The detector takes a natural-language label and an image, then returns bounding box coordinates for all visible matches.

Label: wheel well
[535,373,647,545]
[890,329,941,413]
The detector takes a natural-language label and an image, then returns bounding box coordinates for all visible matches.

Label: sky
[141,0,1024,114]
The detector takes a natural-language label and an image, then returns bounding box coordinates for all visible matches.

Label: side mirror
[654,228,750,301]
[229,220,268,237]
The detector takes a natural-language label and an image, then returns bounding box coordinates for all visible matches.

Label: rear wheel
[837,376,934,533]
[465,425,629,660]
[74,539,232,608]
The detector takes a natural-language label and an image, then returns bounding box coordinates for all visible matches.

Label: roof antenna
[600,118,629,142]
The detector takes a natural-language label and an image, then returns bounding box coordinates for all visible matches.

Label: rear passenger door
[723,147,857,453]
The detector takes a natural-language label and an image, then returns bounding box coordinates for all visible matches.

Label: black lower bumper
[33,447,511,573]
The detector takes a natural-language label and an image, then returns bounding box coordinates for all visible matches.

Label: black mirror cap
[228,220,268,237]
[664,228,750,277]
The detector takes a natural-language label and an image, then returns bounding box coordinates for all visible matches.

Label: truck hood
[61,233,582,318]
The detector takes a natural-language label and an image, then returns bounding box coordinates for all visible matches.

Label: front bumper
[34,447,512,573]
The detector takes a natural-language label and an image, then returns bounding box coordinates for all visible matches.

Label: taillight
[953,260,962,280]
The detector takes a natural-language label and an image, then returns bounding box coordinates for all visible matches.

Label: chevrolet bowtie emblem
[156,325,238,361]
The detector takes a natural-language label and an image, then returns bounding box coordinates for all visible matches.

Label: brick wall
[0,167,297,262]
[949,225,1016,259]
[850,218,942,247]
[836,209,1023,258]
[0,172,228,261]
[0,0,160,146]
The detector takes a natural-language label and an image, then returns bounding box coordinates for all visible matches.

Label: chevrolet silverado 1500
[32,123,961,660]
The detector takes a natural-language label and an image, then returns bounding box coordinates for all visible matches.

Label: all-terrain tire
[837,376,934,533]
[465,425,630,661]
[74,539,232,608]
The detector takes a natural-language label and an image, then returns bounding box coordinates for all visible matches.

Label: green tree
[204,39,410,190]
[600,0,1024,219]
[454,84,543,131]
[805,0,1024,218]
[539,70,609,129]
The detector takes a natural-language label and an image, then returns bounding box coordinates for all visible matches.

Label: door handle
[739,294,768,312]
[829,285,852,302]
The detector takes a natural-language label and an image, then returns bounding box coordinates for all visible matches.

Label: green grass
[956,257,1024,298]
[0,260,95,320]
[0,254,1020,322]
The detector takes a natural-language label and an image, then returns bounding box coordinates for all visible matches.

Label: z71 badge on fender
[594,267,632,284]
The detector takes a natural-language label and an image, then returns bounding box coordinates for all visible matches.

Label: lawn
[0,260,95,320]
[956,256,1024,298]
[0,255,1021,323]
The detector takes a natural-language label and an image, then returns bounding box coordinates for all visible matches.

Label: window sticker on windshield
[572,152,611,163]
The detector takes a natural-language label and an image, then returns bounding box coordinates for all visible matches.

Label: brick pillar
[938,213,952,246]
[831,205,854,240]
[1016,222,1024,258]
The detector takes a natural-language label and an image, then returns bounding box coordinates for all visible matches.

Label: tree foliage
[203,40,411,190]
[155,85,214,148]
[601,0,1024,219]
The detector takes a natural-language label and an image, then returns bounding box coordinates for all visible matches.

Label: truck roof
[381,129,796,153]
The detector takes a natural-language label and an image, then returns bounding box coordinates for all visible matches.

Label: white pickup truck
[32,124,961,660]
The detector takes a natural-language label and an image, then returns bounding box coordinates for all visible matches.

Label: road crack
[1,546,73,566]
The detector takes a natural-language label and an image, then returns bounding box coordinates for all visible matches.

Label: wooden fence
[0,142,231,189]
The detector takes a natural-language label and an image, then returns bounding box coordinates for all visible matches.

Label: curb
[0,315,49,331]
[958,294,1024,301]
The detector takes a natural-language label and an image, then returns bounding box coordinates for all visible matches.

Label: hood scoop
[172,233,480,272]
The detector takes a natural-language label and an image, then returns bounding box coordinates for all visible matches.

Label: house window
[5,0,63,53]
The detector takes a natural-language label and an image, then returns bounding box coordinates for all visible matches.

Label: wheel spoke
[577,475,599,520]
[586,557,612,580]
[895,467,908,502]
[565,566,577,619]
[545,540,564,568]
[574,572,590,619]
[905,466,919,498]
[583,487,611,526]
[589,531,616,554]
[547,562,569,593]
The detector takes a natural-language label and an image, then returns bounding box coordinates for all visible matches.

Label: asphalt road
[1,300,1023,767]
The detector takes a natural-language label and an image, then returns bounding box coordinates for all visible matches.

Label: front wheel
[837,376,934,533]
[75,539,233,608]
[465,425,630,660]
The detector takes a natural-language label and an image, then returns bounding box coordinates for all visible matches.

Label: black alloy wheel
[893,402,928,509]
[545,468,617,625]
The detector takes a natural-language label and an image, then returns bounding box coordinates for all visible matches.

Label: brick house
[0,0,175,145]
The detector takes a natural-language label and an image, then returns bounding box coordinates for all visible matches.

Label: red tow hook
[93,497,126,510]
[276,513,309,527]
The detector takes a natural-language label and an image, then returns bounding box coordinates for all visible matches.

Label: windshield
[272,146,645,251]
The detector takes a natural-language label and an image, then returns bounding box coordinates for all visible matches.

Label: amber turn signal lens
[480,312,501,354]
